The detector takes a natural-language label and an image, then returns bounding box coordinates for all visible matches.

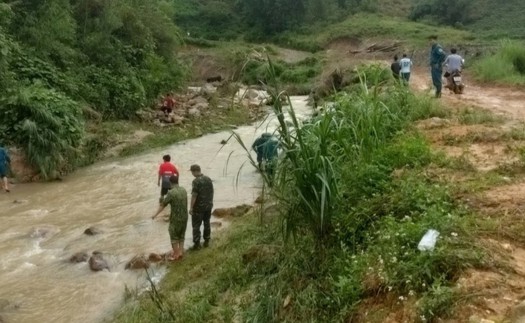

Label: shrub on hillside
[0,83,84,179]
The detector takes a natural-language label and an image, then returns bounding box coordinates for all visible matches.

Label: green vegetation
[114,68,491,322]
[0,0,186,179]
[473,40,525,85]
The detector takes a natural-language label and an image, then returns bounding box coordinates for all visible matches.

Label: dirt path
[411,68,525,121]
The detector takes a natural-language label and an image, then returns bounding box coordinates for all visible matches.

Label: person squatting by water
[161,93,176,116]
[399,53,413,84]
[152,175,188,261]
[251,133,279,185]
[158,154,179,203]
[0,145,11,193]
[429,35,447,98]
[189,164,214,250]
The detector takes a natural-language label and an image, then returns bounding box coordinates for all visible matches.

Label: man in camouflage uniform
[152,175,188,260]
[189,164,214,250]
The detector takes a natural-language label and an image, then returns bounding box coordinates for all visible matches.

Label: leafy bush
[0,83,84,179]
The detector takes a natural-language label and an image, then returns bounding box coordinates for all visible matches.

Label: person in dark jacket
[0,146,11,192]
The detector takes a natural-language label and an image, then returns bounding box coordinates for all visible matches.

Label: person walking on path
[0,146,11,193]
[189,164,214,250]
[152,175,188,261]
[390,55,401,80]
[429,36,447,98]
[158,154,179,203]
[399,54,413,84]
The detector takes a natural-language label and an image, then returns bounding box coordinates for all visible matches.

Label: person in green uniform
[152,175,188,261]
[189,164,214,250]
[429,35,447,98]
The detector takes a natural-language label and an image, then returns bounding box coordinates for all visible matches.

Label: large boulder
[69,252,89,263]
[7,147,39,182]
[88,251,109,272]
[125,255,150,270]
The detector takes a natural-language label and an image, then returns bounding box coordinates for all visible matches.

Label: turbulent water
[0,96,311,323]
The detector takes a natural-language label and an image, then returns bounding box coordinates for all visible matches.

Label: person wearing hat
[189,164,214,249]
[0,145,10,193]
[152,174,188,261]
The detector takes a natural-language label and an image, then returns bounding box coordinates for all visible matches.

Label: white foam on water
[25,209,50,217]
[23,240,43,257]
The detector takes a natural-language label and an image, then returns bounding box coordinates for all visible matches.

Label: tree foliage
[0,0,186,177]
[409,0,473,26]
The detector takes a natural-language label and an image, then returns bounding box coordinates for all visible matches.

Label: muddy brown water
[0,97,311,323]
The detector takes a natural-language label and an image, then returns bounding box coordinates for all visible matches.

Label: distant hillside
[405,0,525,39]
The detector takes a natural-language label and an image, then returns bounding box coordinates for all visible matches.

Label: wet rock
[88,251,110,272]
[201,84,217,97]
[148,253,163,263]
[84,227,102,236]
[187,108,201,118]
[13,199,28,204]
[511,300,525,323]
[254,195,264,204]
[125,255,150,270]
[232,204,252,217]
[187,96,208,107]
[212,208,231,218]
[69,252,89,263]
[220,139,227,145]
[210,221,222,228]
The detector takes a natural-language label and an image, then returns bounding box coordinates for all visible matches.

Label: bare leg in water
[1,176,9,192]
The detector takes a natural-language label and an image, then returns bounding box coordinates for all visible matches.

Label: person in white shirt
[399,54,413,84]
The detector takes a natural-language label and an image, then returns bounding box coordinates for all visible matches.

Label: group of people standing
[151,155,214,261]
[390,36,465,97]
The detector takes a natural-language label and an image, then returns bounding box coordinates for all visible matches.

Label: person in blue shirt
[0,146,11,192]
[429,36,447,98]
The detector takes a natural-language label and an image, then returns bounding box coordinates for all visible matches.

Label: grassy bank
[472,40,525,85]
[112,70,510,322]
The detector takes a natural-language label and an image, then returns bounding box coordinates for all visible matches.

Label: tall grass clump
[473,40,525,85]
[251,64,445,243]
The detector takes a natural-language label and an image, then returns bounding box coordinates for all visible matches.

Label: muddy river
[0,96,311,323]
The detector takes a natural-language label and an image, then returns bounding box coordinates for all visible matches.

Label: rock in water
[125,255,150,270]
[88,251,109,272]
[148,253,163,263]
[84,227,102,236]
[69,252,89,263]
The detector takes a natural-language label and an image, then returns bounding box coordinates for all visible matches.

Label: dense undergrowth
[114,67,490,322]
[0,1,185,179]
[473,40,525,85]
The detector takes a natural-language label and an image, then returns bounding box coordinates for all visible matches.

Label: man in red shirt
[161,93,176,116]
[158,154,179,203]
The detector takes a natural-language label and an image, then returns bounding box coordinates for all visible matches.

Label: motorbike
[445,69,465,94]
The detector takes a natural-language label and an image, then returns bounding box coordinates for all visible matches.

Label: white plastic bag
[417,229,440,251]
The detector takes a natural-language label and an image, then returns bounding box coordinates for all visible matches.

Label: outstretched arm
[152,204,166,219]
